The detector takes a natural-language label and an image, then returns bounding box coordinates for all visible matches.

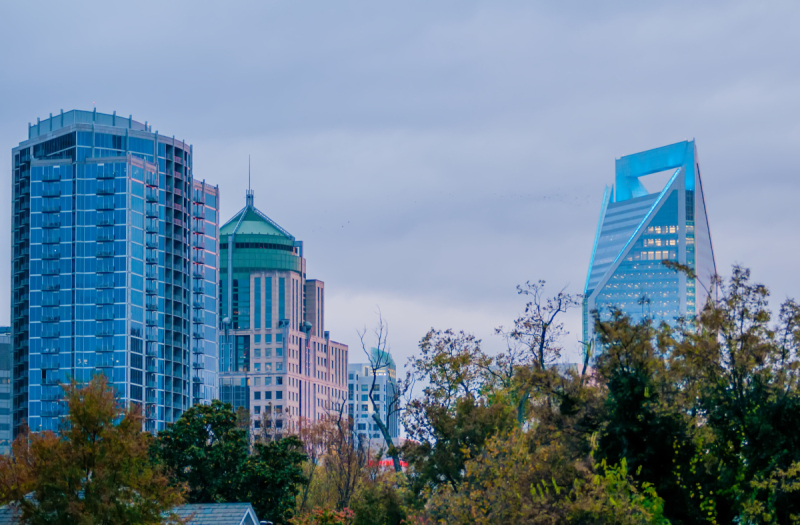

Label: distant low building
[0,327,11,455]
[348,348,399,448]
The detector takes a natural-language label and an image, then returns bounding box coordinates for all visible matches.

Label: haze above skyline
[2,1,799,367]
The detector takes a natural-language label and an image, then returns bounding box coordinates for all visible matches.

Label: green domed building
[218,190,348,436]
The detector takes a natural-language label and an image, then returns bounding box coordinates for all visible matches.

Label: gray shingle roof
[0,504,20,525]
[0,502,261,525]
[173,503,260,525]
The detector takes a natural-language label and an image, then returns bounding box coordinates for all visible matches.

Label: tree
[414,429,668,525]
[494,280,581,424]
[0,375,184,525]
[593,311,707,524]
[357,312,403,473]
[350,472,407,525]
[152,399,249,505]
[324,414,369,510]
[668,266,800,522]
[242,436,308,524]
[153,400,308,524]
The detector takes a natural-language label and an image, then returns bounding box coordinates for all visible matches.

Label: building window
[255,392,261,400]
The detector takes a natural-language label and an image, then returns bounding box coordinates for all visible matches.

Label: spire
[246,155,254,206]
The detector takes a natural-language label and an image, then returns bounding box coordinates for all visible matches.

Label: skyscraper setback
[11,110,220,434]
[583,140,716,343]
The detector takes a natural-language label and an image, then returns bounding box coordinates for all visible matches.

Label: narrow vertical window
[254,277,261,330]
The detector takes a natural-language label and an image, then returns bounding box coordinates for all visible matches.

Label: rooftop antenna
[246,155,254,206]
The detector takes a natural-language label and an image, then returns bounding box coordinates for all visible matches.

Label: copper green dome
[220,191,303,275]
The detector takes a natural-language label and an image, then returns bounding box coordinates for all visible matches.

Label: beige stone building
[218,191,348,436]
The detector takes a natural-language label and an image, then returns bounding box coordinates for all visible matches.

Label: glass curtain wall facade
[583,140,716,343]
[219,191,348,438]
[11,109,219,435]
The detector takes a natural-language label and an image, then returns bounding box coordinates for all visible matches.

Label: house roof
[0,502,261,525]
[0,504,20,525]
[172,503,261,525]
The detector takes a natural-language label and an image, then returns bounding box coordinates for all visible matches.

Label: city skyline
[1,1,800,373]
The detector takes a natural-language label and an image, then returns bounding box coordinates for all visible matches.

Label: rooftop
[173,503,260,525]
[0,502,261,525]
[27,109,152,141]
[220,191,295,240]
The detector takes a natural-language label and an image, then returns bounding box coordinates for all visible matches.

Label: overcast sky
[1,1,799,369]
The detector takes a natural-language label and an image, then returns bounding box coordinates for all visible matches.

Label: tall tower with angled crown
[583,140,716,344]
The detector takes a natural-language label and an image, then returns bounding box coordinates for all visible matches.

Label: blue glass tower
[583,140,716,343]
[11,110,220,434]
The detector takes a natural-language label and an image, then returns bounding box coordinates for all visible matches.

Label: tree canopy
[0,376,184,525]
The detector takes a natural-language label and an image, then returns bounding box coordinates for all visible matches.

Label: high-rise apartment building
[0,327,11,454]
[348,348,399,446]
[583,140,716,343]
[11,109,220,434]
[218,191,348,436]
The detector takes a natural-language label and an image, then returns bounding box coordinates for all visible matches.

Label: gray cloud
[1,0,799,366]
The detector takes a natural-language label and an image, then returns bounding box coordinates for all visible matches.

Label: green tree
[153,399,249,504]
[415,429,668,525]
[669,266,800,522]
[593,312,704,524]
[153,399,308,524]
[242,436,308,523]
[350,472,407,525]
[0,375,184,524]
[401,329,515,501]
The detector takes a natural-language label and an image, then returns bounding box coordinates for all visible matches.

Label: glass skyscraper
[11,109,220,434]
[583,140,716,343]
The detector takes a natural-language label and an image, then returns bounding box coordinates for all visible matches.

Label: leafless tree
[326,404,369,510]
[357,311,403,473]
[494,280,581,424]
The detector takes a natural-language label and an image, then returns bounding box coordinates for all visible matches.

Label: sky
[1,1,799,372]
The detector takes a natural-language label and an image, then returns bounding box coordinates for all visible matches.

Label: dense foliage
[152,399,307,524]
[338,268,800,524]
[0,376,183,525]
[4,266,800,524]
